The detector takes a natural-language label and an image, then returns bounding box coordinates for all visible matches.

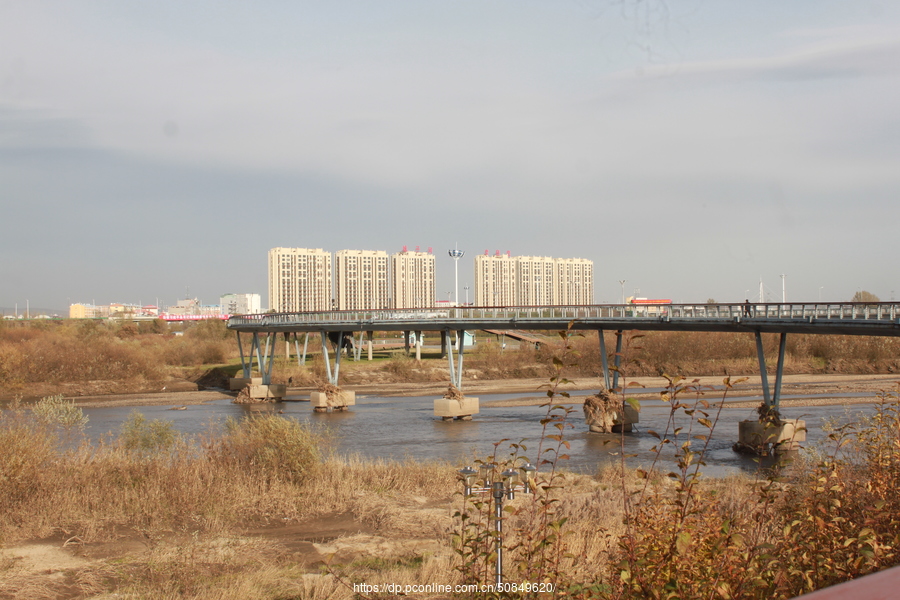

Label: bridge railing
[228,303,900,328]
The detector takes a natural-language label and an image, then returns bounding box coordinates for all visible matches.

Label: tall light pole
[618,280,626,305]
[449,245,465,306]
[781,274,786,303]
[464,285,470,306]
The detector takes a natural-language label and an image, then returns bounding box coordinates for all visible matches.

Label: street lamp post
[618,280,626,305]
[458,462,536,586]
[449,246,465,306]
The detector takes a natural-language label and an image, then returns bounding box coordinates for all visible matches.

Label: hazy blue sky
[2,1,899,312]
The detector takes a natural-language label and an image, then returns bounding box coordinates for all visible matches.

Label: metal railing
[228,302,900,329]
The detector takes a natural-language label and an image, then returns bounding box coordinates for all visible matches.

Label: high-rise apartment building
[516,256,557,306]
[391,247,435,309]
[555,258,593,305]
[268,247,332,313]
[474,252,594,306]
[474,251,516,306]
[335,249,390,310]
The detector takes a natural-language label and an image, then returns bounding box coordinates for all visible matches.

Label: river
[75,390,882,478]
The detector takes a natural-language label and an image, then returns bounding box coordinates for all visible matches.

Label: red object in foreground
[794,565,900,599]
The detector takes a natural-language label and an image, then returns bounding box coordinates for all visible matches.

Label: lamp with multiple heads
[448,246,465,307]
[459,462,536,498]
[458,462,538,586]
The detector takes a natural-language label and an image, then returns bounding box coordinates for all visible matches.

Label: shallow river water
[76,390,881,478]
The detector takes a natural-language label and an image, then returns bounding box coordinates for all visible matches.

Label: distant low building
[69,303,110,319]
[219,293,262,315]
[165,298,222,317]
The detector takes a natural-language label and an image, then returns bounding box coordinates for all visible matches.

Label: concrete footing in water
[587,404,640,433]
[310,390,356,413]
[248,384,287,401]
[434,397,479,421]
[229,377,262,390]
[735,419,806,454]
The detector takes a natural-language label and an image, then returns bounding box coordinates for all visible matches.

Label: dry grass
[0,319,236,392]
[552,331,900,378]
[0,404,469,598]
[5,391,897,600]
[4,320,899,398]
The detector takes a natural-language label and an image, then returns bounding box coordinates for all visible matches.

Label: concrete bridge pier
[320,330,344,386]
[597,330,624,391]
[588,330,637,432]
[737,331,805,454]
[436,328,479,420]
[311,330,355,412]
[231,331,286,400]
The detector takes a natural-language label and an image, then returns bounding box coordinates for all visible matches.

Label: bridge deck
[228,303,900,337]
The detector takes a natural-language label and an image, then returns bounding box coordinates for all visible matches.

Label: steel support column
[300,332,309,366]
[447,329,456,387]
[612,330,623,391]
[455,330,466,389]
[319,331,345,386]
[252,332,263,381]
[236,331,250,378]
[320,332,333,385]
[598,330,610,391]
[446,329,467,389]
[262,332,275,385]
[773,332,787,411]
[755,331,772,407]
[354,331,365,361]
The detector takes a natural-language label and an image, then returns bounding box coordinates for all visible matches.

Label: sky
[2,1,899,312]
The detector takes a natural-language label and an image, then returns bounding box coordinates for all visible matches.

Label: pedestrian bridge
[228,302,900,337]
[226,302,900,409]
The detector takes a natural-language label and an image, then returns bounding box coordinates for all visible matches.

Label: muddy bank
[8,373,896,410]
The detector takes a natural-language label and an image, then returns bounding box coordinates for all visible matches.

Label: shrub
[0,408,58,515]
[213,415,324,486]
[32,394,88,430]
[120,411,179,453]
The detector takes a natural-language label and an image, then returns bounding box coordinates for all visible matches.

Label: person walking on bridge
[744,299,753,318]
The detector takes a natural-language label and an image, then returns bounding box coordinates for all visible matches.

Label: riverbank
[32,372,900,410]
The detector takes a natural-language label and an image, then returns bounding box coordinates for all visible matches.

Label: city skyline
[2,2,898,310]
